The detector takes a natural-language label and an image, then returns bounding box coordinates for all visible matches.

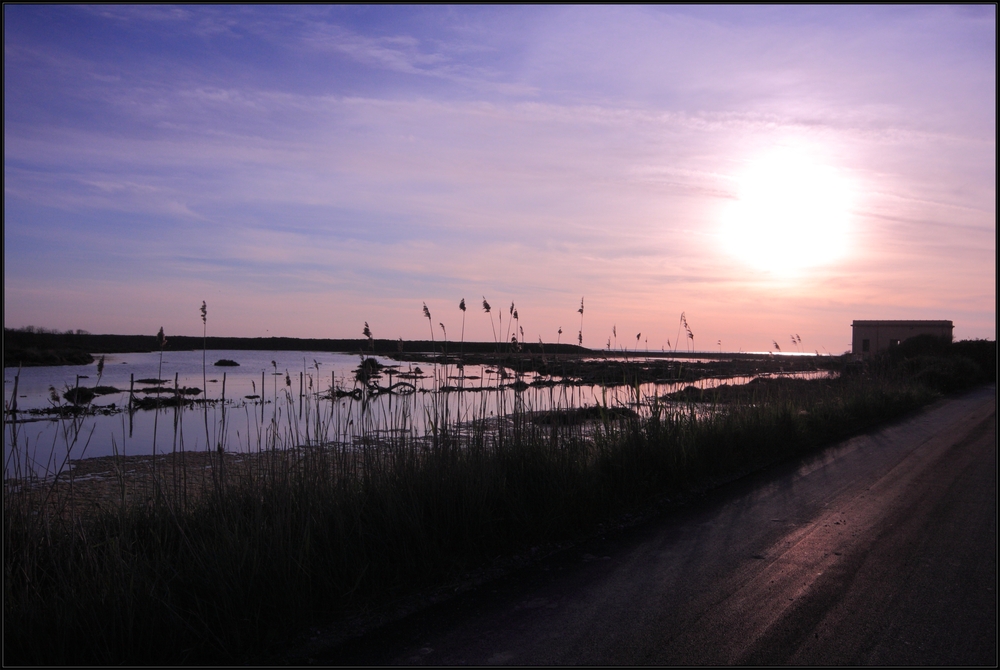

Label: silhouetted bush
[951,339,996,381]
[882,336,996,392]
[909,355,983,393]
[62,386,96,404]
[895,333,952,358]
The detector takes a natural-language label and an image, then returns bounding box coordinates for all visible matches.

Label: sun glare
[721,149,853,275]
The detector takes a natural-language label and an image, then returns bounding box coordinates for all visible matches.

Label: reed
[482,297,497,348]
[422,303,434,347]
[577,297,584,346]
[674,312,683,353]
[459,299,466,355]
[4,333,957,665]
[201,301,210,454]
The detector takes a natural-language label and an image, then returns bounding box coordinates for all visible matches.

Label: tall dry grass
[4,339,946,664]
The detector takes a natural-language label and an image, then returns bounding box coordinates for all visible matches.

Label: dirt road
[313,385,997,665]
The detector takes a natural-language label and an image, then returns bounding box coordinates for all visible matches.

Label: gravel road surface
[311,385,997,665]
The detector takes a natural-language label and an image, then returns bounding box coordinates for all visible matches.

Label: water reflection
[4,350,833,477]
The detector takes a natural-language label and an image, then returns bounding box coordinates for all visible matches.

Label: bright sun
[721,149,853,275]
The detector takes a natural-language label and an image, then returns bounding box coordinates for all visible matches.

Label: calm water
[4,350,831,477]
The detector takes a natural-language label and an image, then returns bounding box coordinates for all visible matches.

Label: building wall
[851,320,953,358]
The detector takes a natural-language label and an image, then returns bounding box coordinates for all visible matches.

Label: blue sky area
[4,5,995,351]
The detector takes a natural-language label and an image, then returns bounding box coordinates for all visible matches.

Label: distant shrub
[882,336,996,391]
[896,333,951,358]
[951,339,996,381]
[909,355,983,393]
[63,387,95,404]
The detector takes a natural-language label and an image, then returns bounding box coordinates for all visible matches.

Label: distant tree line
[2,328,593,368]
[8,326,91,335]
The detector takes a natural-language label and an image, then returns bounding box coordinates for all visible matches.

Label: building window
[862,339,870,352]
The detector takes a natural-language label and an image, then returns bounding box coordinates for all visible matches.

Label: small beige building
[851,320,953,358]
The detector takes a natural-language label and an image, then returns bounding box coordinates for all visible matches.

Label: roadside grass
[0,359,963,664]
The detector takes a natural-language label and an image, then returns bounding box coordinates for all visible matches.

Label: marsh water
[4,350,832,477]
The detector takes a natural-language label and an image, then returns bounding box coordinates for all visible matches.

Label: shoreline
[3,329,833,367]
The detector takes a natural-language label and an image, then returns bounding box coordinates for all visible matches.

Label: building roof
[851,320,953,327]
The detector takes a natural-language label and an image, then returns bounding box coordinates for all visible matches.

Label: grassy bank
[3,345,991,664]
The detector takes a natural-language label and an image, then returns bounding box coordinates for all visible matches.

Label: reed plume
[505,302,514,343]
[513,308,519,348]
[200,301,208,375]
[200,301,210,451]
[156,327,167,385]
[674,312,685,353]
[680,313,694,352]
[483,296,497,345]
[459,298,466,354]
[422,303,434,345]
[363,322,373,351]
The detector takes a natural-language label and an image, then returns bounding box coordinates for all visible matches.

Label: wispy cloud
[4,5,994,345]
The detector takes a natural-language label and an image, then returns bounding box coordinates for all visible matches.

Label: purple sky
[4,6,995,352]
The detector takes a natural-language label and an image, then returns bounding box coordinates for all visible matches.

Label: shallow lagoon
[4,349,832,477]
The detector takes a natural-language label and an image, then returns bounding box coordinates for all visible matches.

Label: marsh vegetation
[3,324,994,664]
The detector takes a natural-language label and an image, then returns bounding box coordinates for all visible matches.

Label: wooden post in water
[261,370,265,425]
[9,370,20,473]
[128,373,135,437]
[299,371,303,420]
[219,372,226,454]
[173,372,180,503]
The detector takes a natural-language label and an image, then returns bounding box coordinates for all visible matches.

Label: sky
[4,5,996,353]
